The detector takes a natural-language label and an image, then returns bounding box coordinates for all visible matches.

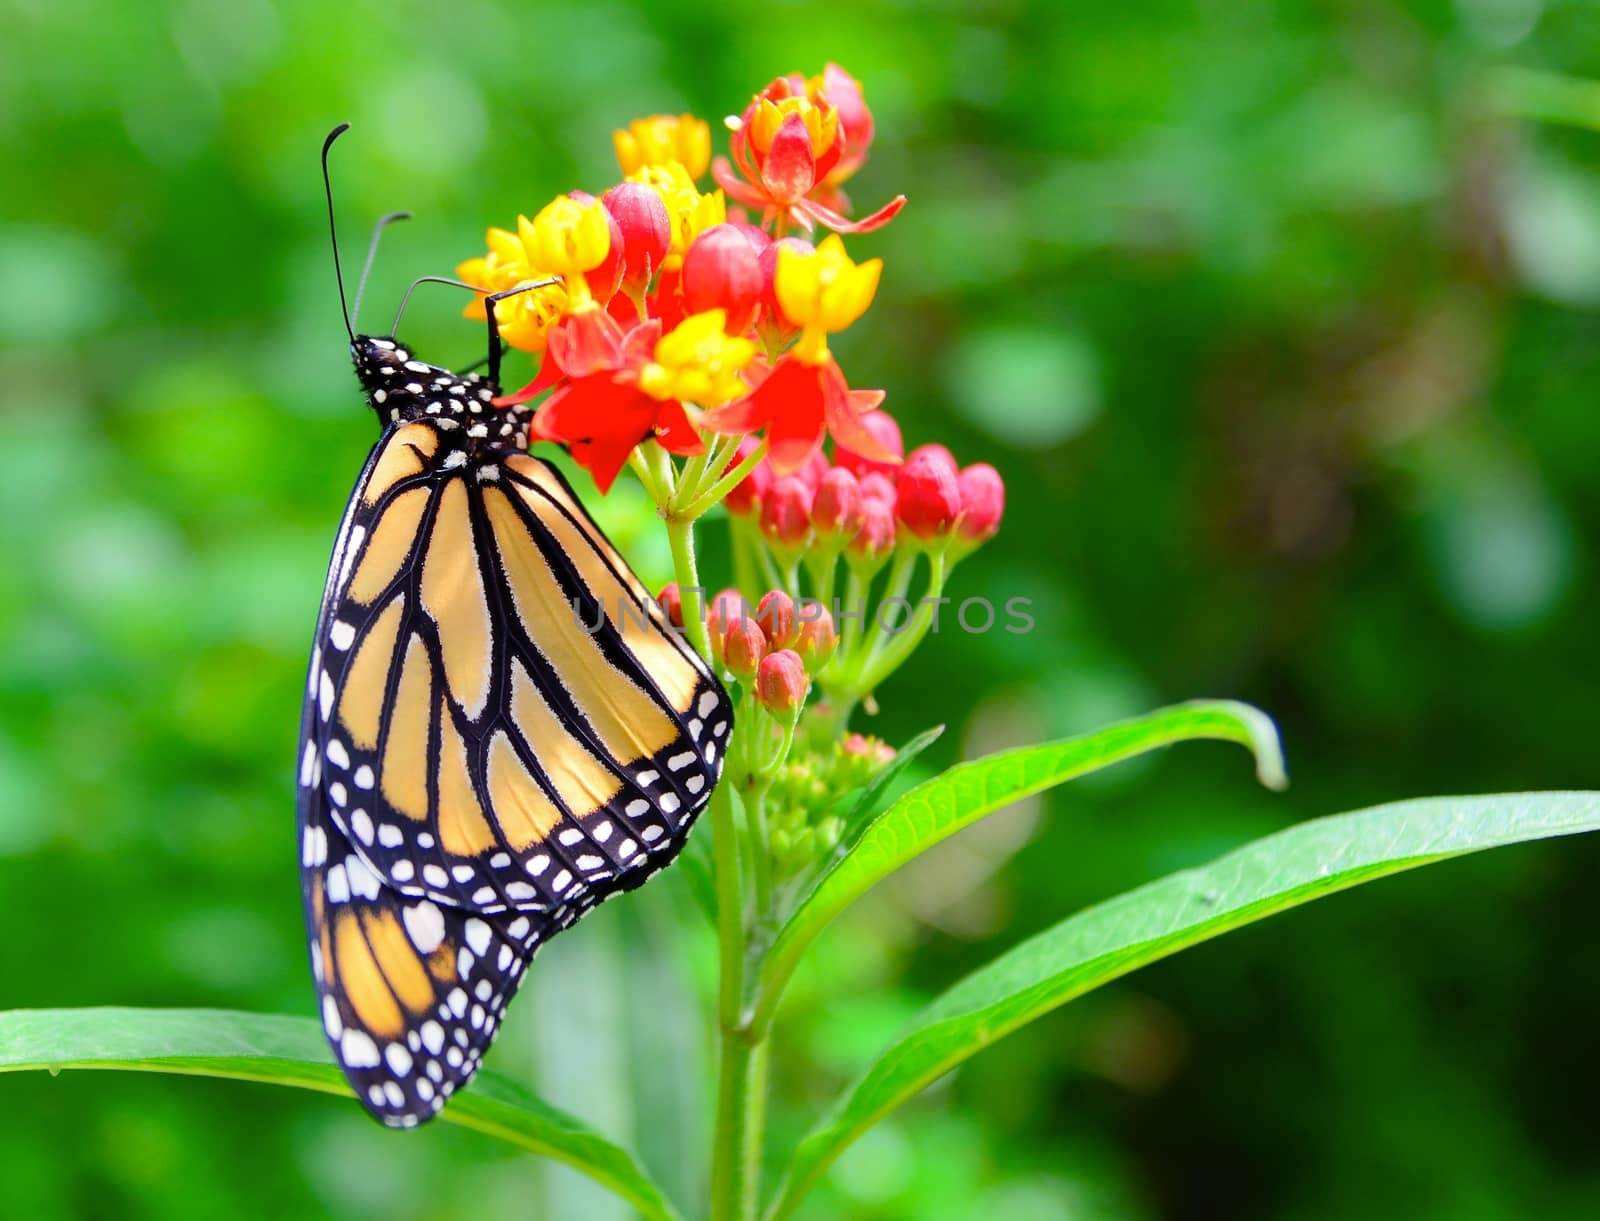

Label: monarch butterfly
[298,125,732,1127]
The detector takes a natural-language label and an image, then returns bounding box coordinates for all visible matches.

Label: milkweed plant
[4,63,1599,1221]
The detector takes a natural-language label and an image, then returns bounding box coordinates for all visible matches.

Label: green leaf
[768,791,1600,1218]
[755,700,1285,1030]
[838,723,946,844]
[0,1007,684,1221]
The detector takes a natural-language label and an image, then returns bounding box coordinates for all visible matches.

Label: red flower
[712,75,905,235]
[509,314,704,494]
[533,370,701,494]
[702,353,890,475]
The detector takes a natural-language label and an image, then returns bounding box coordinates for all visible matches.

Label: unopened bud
[956,462,1005,543]
[815,815,844,853]
[705,587,747,667]
[656,582,684,627]
[905,442,958,475]
[857,471,897,506]
[795,608,837,672]
[722,437,771,516]
[847,497,897,562]
[795,449,830,492]
[682,224,763,334]
[836,410,904,478]
[756,590,798,649]
[601,182,671,288]
[812,467,863,538]
[895,449,962,541]
[761,476,814,549]
[723,615,767,681]
[756,648,809,719]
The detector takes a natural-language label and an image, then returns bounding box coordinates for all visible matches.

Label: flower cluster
[452,66,1005,890]
[715,408,1004,728]
[456,65,902,495]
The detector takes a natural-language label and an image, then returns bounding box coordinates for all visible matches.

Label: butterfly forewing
[298,408,732,1128]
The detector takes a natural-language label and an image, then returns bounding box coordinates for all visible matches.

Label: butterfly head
[351,335,530,449]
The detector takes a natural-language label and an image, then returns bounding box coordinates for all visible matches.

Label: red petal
[653,401,706,456]
[495,359,561,407]
[798,194,906,235]
[811,138,843,183]
[700,391,772,436]
[760,113,818,205]
[766,401,827,475]
[535,377,654,445]
[713,158,771,212]
[619,319,663,369]
[821,361,897,464]
[548,308,626,378]
[572,434,639,495]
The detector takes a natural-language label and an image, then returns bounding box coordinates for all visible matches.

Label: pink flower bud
[848,497,897,561]
[758,237,814,336]
[601,182,671,288]
[656,582,683,627]
[812,467,863,538]
[795,607,837,672]
[905,442,958,477]
[795,449,830,492]
[956,463,1005,542]
[895,449,962,540]
[761,476,814,548]
[705,587,747,667]
[843,732,896,764]
[728,222,773,256]
[858,471,898,506]
[836,411,903,478]
[722,437,771,516]
[569,189,624,303]
[756,648,809,719]
[723,615,767,681]
[756,590,798,650]
[682,224,762,334]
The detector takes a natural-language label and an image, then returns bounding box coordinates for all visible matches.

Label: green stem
[710,1033,768,1221]
[666,518,712,663]
[857,550,918,673]
[746,782,774,920]
[731,517,761,602]
[681,438,768,520]
[668,505,767,1221]
[859,548,947,691]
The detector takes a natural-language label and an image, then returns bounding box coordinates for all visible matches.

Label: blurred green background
[4,0,1600,1217]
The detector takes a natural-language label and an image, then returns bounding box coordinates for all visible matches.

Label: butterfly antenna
[352,211,412,333]
[389,276,484,338]
[321,122,355,343]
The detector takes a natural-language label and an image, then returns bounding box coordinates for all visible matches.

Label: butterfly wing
[297,421,732,1125]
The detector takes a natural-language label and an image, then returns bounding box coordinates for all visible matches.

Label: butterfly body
[299,335,731,1127]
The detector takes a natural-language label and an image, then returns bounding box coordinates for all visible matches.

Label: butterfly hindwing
[303,798,586,1126]
[297,415,733,1126]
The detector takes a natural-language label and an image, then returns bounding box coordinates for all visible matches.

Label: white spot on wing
[340,1030,380,1068]
[403,902,446,953]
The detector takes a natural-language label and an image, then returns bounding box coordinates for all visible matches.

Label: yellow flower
[614,114,712,180]
[747,95,839,158]
[638,310,755,407]
[628,161,726,267]
[774,234,882,363]
[521,195,612,282]
[456,227,568,353]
